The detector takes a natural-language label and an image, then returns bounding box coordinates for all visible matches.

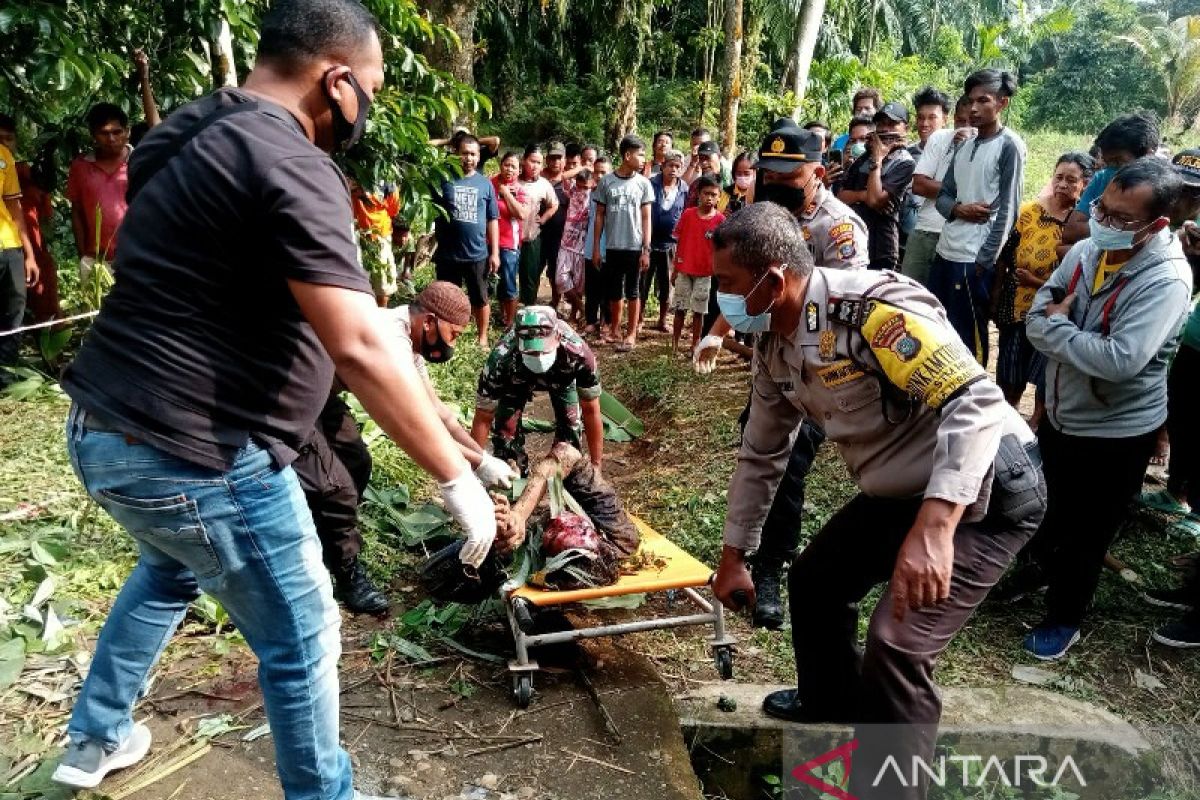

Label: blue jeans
[498,248,519,301]
[64,405,352,800]
[928,255,992,367]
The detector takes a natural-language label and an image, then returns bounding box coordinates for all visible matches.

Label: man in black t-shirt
[836,102,917,271]
[53,3,494,798]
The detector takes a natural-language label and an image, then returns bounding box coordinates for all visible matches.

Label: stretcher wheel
[714,646,733,680]
[513,673,534,708]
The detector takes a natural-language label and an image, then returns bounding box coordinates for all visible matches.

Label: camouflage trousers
[491,385,582,475]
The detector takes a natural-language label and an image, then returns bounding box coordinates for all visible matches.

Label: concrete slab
[676,683,1157,800]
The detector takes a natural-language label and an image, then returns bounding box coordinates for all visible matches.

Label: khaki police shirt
[724,268,1034,551]
[798,184,870,270]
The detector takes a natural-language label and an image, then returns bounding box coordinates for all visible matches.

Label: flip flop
[615,341,634,352]
[1138,490,1190,516]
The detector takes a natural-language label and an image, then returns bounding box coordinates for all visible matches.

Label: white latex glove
[475,452,516,489]
[693,334,724,375]
[439,467,496,568]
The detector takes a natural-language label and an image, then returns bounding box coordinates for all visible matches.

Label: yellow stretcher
[502,515,736,707]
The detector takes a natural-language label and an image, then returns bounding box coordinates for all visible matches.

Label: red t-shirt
[672,207,725,277]
[66,150,130,260]
[492,176,526,251]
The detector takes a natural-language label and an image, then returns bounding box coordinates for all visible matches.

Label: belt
[78,409,142,444]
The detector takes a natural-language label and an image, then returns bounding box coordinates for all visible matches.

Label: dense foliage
[0,0,486,229]
[473,0,1195,150]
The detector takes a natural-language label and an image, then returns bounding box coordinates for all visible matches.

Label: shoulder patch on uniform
[829,222,854,242]
[861,301,986,408]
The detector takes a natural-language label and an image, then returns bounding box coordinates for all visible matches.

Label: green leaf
[388,636,433,663]
[196,714,241,739]
[29,541,58,566]
[0,638,27,689]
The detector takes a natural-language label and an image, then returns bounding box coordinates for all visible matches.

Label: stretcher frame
[500,516,736,707]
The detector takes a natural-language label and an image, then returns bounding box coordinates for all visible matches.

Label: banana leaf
[517,391,643,442]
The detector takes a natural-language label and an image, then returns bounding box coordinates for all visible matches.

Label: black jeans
[0,248,26,373]
[1167,344,1200,508]
[639,249,671,312]
[1025,421,1157,626]
[585,261,606,325]
[788,436,1044,800]
[292,394,373,573]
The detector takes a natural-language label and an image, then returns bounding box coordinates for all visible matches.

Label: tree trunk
[741,0,765,95]
[607,74,640,150]
[417,0,478,127]
[864,0,880,64]
[718,0,744,156]
[791,0,826,118]
[210,17,237,87]
[603,0,653,149]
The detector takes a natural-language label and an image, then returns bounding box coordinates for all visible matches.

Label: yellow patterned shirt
[1010,200,1067,321]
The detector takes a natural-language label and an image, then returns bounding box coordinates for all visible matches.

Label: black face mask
[757,181,807,214]
[421,318,455,364]
[326,70,370,152]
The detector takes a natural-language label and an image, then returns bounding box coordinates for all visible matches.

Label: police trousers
[292,394,373,573]
[737,407,826,571]
[789,436,1045,800]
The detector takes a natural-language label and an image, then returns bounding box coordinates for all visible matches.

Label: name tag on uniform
[816,359,865,388]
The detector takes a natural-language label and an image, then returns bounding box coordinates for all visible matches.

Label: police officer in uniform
[470,306,605,475]
[695,122,869,629]
[709,204,1046,800]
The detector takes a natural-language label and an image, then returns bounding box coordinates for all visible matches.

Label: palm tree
[1120,13,1200,129]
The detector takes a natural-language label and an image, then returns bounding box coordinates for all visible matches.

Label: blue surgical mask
[716,270,777,333]
[1088,215,1138,251]
[849,141,867,159]
[522,351,557,374]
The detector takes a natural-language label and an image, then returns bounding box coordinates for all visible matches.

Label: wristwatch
[869,161,882,171]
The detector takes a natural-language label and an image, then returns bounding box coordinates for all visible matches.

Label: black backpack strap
[127,98,260,202]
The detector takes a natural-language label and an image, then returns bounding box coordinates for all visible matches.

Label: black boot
[334,560,390,615]
[752,562,786,630]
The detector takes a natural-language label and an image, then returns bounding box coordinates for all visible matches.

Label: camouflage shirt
[477,321,602,411]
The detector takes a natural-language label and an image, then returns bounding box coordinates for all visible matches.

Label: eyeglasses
[1089,199,1149,232]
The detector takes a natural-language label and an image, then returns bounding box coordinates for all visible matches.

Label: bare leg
[474,304,490,346]
[690,312,703,351]
[671,309,685,353]
[607,300,623,342]
[500,299,518,329]
[625,298,641,345]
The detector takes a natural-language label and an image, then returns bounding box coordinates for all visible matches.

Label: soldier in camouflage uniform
[471,306,605,475]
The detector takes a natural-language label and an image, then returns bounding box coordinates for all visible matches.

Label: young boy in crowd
[592,136,653,351]
[669,175,724,354]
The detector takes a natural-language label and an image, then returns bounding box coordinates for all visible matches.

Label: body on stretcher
[502,516,736,707]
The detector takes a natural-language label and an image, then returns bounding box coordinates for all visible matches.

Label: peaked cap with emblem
[757,123,825,174]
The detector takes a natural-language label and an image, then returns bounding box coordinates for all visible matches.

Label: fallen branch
[559,748,635,774]
[464,735,543,757]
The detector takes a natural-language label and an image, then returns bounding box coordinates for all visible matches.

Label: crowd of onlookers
[3,54,1200,657]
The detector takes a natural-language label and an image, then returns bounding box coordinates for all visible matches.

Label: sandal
[615,341,635,352]
[1138,490,1190,516]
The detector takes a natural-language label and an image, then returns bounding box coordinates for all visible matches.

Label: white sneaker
[52,723,152,789]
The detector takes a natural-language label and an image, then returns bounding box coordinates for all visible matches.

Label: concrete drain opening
[677,684,1163,800]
